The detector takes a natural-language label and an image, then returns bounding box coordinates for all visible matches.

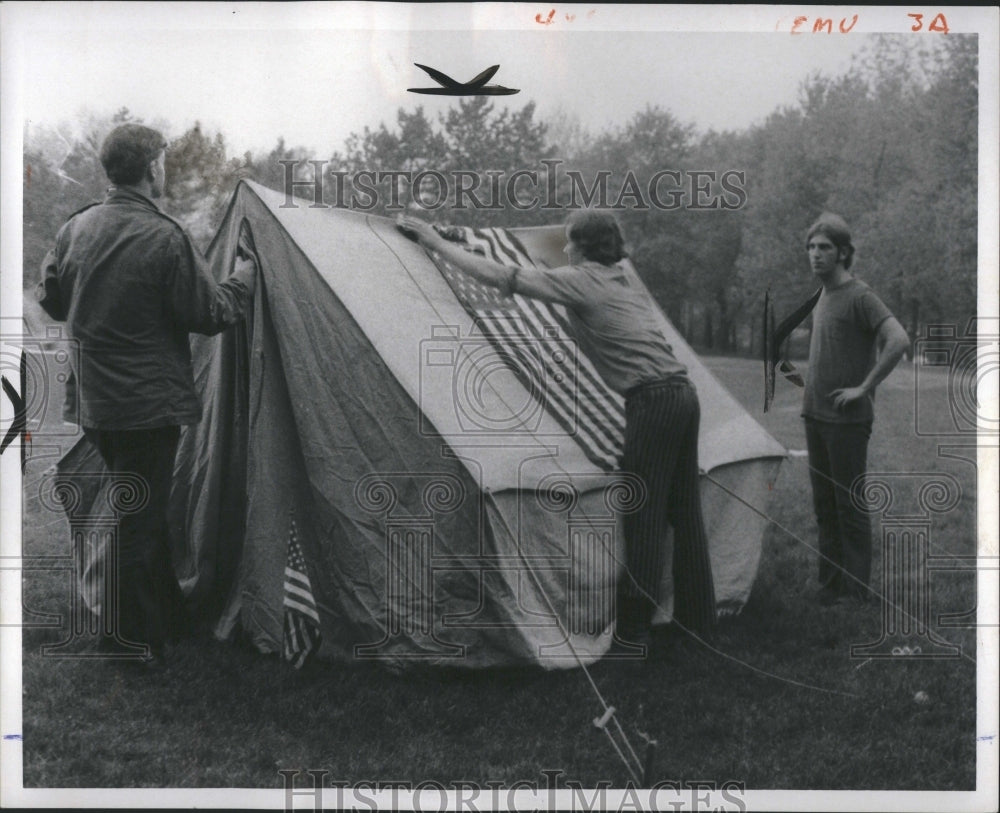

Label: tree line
[23,35,977,355]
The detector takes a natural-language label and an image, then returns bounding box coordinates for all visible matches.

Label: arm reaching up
[397,215,518,295]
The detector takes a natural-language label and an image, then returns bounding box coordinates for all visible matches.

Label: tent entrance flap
[54,180,787,670]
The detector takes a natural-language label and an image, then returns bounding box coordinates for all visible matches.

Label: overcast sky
[3,4,889,158]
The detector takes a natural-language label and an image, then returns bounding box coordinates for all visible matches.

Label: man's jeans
[804,418,873,598]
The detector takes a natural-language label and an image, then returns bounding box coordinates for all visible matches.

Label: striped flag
[430,226,625,471]
[283,517,321,668]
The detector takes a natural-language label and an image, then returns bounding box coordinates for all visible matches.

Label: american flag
[283,516,321,668]
[430,226,625,471]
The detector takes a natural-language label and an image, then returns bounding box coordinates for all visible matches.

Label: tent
[67,180,787,670]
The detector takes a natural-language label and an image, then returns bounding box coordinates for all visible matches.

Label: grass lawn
[17,355,980,791]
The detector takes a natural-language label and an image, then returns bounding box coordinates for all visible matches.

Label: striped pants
[618,377,717,636]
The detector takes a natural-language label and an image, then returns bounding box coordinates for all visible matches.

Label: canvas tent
[64,180,786,670]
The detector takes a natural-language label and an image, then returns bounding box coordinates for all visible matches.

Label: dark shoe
[818,586,845,606]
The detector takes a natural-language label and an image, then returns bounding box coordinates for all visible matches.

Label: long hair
[566,210,628,265]
[806,213,855,270]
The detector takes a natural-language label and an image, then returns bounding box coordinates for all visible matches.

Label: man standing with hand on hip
[36,123,257,669]
[801,213,909,606]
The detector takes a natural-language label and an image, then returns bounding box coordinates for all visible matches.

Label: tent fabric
[169,181,786,669]
[429,225,628,472]
[62,180,785,670]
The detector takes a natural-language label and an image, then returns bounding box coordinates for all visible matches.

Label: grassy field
[17,356,980,791]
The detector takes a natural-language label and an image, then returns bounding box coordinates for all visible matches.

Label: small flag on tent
[429,227,626,472]
[283,517,321,668]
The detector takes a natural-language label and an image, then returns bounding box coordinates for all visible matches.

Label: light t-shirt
[513,260,687,395]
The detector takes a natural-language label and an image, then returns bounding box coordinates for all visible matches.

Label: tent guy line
[52,181,784,671]
[489,486,646,785]
[796,455,972,575]
[369,211,868,697]
[703,472,978,669]
[45,184,885,692]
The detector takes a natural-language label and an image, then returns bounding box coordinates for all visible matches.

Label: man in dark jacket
[36,123,256,668]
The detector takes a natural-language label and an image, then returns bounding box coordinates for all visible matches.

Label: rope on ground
[488,488,644,785]
[701,471,975,668]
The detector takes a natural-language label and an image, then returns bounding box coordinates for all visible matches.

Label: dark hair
[566,210,628,265]
[99,124,167,185]
[806,212,855,270]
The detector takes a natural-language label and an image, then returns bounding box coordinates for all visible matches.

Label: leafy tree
[24,110,244,282]
[327,107,447,216]
[164,123,242,248]
[24,37,978,349]
[328,100,557,224]
[728,35,977,353]
[559,107,700,335]
[544,107,592,161]
[23,108,136,288]
[239,137,316,198]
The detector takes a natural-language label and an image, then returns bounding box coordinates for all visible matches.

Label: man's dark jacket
[36,187,253,429]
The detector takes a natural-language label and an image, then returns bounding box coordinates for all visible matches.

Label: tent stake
[487,489,645,785]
